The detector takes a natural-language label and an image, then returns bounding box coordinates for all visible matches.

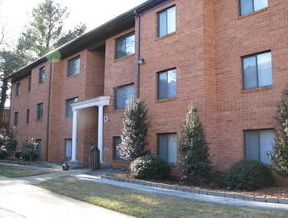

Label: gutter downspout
[134,10,141,98]
[46,61,53,161]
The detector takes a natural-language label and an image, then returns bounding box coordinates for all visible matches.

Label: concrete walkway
[0,166,134,218]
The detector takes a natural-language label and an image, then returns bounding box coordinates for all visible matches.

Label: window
[242,51,272,89]
[14,112,18,126]
[158,69,177,100]
[239,0,268,16]
[116,32,135,59]
[66,97,78,117]
[38,67,45,83]
[244,129,274,164]
[113,137,131,161]
[16,83,20,96]
[28,77,31,91]
[37,103,43,121]
[158,134,177,163]
[35,139,42,156]
[115,84,134,109]
[65,139,72,158]
[67,56,81,76]
[158,6,176,37]
[26,109,30,125]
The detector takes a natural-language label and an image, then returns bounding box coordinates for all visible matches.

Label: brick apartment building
[8,0,288,171]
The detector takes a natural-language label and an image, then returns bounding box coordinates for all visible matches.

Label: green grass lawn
[0,163,49,178]
[38,176,287,218]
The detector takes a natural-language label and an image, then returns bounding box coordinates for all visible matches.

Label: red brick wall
[215,0,288,171]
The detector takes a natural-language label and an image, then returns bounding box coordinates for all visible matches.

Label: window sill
[242,85,273,93]
[156,97,177,103]
[67,73,80,78]
[238,7,268,19]
[36,119,43,122]
[114,53,135,62]
[156,31,176,41]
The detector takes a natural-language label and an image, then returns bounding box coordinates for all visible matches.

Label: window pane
[158,72,168,99]
[65,139,72,158]
[167,6,176,34]
[240,0,253,15]
[254,0,268,11]
[158,135,168,162]
[158,10,167,37]
[168,134,177,163]
[167,69,177,98]
[245,131,259,161]
[66,98,78,117]
[116,87,125,109]
[125,85,135,107]
[114,137,122,160]
[243,56,257,89]
[259,130,274,165]
[68,57,80,76]
[126,34,135,56]
[116,37,125,58]
[257,52,272,87]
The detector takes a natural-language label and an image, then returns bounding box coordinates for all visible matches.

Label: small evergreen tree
[179,104,212,184]
[119,98,149,160]
[269,87,288,176]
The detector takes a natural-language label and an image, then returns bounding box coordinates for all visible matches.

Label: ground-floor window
[244,129,274,165]
[35,139,42,156]
[158,133,177,163]
[65,139,72,158]
[113,136,131,161]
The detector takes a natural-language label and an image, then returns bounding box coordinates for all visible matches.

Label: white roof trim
[71,96,110,110]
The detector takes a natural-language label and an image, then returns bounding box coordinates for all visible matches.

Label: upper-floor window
[14,112,18,126]
[158,6,176,37]
[158,133,177,163]
[239,0,268,16]
[114,84,134,109]
[16,83,20,96]
[244,129,274,165]
[115,32,135,59]
[37,103,43,121]
[67,56,80,77]
[26,109,30,125]
[38,67,45,83]
[66,97,78,117]
[158,68,177,100]
[28,77,31,91]
[242,51,272,90]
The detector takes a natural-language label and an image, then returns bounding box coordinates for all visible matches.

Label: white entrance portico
[70,96,110,164]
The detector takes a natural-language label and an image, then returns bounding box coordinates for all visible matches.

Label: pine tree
[269,87,288,176]
[179,104,212,184]
[119,98,149,160]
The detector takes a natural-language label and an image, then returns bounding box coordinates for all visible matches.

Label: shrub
[225,159,274,191]
[15,150,23,159]
[179,104,212,184]
[0,147,7,159]
[22,138,39,162]
[130,154,170,179]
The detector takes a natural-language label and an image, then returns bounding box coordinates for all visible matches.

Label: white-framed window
[39,67,45,83]
[37,103,43,121]
[239,0,268,16]
[158,68,177,100]
[158,6,176,37]
[65,139,72,158]
[16,83,20,96]
[66,97,78,117]
[115,32,135,59]
[244,129,274,165]
[158,133,177,163]
[67,56,80,76]
[114,84,134,109]
[242,51,272,89]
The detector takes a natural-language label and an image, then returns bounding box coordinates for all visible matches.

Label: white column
[71,109,78,162]
[98,105,104,163]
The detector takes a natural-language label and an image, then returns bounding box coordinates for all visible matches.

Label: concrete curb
[101,175,288,205]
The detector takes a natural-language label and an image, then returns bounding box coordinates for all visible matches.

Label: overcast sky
[0,0,147,45]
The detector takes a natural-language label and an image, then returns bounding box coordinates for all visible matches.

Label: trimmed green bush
[130,154,170,179]
[225,159,274,191]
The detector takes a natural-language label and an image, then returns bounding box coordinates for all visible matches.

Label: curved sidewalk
[73,173,288,212]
